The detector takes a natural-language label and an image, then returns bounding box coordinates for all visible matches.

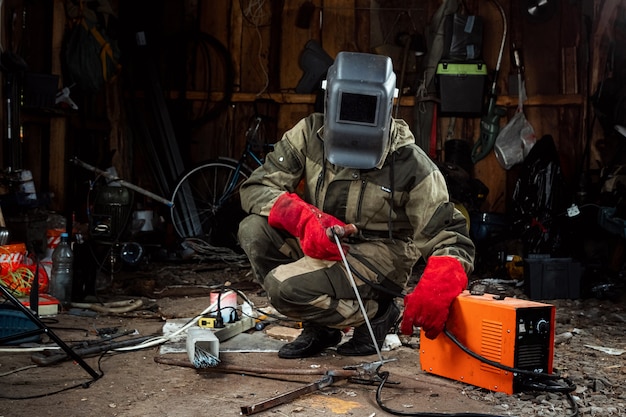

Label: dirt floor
[1,258,625,417]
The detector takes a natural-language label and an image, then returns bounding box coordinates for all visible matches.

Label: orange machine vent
[480,320,503,374]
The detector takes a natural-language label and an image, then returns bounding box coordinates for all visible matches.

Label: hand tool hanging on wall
[470,0,507,164]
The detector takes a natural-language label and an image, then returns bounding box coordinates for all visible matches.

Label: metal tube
[70,157,174,207]
[333,233,384,363]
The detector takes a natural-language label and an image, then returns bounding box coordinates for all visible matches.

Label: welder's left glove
[400,256,467,339]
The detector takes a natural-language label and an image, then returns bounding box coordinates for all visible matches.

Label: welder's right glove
[400,256,467,339]
[268,192,353,261]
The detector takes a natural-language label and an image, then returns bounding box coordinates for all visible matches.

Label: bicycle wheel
[170,159,251,250]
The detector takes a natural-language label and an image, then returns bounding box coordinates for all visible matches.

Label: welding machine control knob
[536,319,550,334]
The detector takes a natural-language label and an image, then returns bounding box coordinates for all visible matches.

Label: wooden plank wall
[189,0,588,214]
[3,0,619,217]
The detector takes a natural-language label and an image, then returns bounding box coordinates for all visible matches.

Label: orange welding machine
[419,291,555,395]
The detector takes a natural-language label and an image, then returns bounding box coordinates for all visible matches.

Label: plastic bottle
[49,232,74,306]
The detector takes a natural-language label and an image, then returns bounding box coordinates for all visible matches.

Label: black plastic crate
[22,72,59,109]
[436,61,487,116]
[524,257,583,300]
[0,305,40,345]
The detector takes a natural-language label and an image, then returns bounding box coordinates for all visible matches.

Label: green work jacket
[240,113,475,286]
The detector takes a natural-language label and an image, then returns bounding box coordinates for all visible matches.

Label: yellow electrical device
[419,291,555,395]
[198,317,218,328]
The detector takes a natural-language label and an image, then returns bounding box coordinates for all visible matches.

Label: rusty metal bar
[240,374,337,416]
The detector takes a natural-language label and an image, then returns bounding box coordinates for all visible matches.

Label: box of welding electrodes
[186,327,220,368]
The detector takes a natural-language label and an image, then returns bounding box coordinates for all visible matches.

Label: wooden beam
[495,94,585,107]
[160,90,585,109]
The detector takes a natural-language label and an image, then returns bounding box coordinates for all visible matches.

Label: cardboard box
[20,294,60,316]
[436,61,487,115]
[0,243,27,269]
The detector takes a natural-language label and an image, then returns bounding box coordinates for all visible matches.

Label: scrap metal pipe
[70,157,174,207]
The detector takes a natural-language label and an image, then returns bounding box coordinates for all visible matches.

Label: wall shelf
[165,91,585,108]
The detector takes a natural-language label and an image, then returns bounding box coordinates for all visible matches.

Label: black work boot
[336,301,400,356]
[278,324,342,359]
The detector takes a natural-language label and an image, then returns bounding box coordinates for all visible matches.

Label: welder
[237,51,475,359]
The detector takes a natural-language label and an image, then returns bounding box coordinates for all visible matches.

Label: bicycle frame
[216,120,272,207]
[218,135,273,206]
[170,115,274,241]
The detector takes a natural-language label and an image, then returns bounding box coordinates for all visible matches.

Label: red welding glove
[400,256,467,339]
[268,192,353,261]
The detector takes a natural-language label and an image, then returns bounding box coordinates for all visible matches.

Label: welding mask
[322,52,398,169]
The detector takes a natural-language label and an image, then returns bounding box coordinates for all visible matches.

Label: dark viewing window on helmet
[338,92,379,125]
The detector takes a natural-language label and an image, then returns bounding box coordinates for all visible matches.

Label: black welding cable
[522,382,579,417]
[443,329,575,384]
[0,378,97,400]
[375,370,508,417]
[443,329,579,417]
[0,354,103,400]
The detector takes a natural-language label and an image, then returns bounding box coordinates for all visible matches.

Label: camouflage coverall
[238,113,475,329]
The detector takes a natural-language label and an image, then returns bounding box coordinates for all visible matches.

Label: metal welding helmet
[322,51,397,169]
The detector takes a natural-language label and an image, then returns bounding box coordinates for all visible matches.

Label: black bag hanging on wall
[442,13,484,61]
[512,135,570,256]
[64,0,121,93]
